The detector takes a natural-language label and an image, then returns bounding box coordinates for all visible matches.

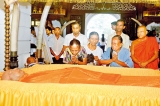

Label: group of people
[2,18,159,81]
[30,19,159,70]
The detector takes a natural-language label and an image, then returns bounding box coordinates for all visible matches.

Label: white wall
[18,2,31,69]
[0,1,31,71]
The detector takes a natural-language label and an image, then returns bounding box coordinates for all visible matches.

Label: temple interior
[0,1,160,106]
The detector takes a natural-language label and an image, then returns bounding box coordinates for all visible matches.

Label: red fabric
[134,37,159,69]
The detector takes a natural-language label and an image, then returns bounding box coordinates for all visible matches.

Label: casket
[0,64,160,106]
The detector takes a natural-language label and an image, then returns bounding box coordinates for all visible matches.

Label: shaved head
[2,68,26,81]
[137,25,147,31]
[137,25,148,39]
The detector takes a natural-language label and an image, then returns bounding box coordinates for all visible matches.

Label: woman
[63,39,87,65]
[84,31,103,65]
[97,35,133,67]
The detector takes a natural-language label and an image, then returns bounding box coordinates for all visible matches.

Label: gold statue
[33,6,37,13]
[38,7,42,14]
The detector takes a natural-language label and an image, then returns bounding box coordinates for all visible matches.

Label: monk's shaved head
[137,25,148,39]
[2,68,26,81]
[137,25,147,31]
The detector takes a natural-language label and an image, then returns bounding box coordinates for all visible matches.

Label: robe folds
[20,67,121,84]
[20,67,160,87]
[133,37,159,69]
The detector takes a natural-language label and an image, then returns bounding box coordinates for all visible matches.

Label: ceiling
[18,0,160,6]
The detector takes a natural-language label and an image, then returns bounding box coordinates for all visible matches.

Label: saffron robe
[20,67,121,84]
[133,37,159,69]
[20,67,160,87]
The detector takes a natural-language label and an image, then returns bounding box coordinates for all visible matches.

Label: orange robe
[133,37,159,69]
[20,67,160,88]
[20,67,121,84]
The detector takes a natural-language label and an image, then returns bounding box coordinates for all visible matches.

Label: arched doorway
[85,13,120,40]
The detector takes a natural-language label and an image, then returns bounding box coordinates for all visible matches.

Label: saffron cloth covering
[0,64,160,106]
[20,67,121,84]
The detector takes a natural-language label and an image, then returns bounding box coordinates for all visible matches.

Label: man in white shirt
[49,27,64,64]
[30,26,37,57]
[58,21,88,58]
[45,26,55,63]
[106,19,130,50]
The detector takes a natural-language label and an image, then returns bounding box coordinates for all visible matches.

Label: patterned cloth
[63,47,87,63]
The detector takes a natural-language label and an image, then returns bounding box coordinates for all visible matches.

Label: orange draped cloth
[133,37,159,69]
[20,67,160,88]
[20,67,121,84]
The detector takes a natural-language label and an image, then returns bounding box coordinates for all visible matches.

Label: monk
[2,67,160,87]
[1,67,121,84]
[131,26,159,69]
[1,68,26,81]
[1,67,160,87]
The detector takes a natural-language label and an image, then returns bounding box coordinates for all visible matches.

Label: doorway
[85,13,120,40]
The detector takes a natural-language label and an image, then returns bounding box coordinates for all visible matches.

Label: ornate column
[4,2,10,71]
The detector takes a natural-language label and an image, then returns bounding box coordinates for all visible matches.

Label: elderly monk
[131,26,159,69]
[1,68,121,84]
[1,68,26,81]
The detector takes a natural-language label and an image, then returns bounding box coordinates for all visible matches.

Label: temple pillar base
[10,51,18,69]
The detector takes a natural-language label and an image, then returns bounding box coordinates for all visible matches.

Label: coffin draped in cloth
[19,67,160,87]
[20,67,121,84]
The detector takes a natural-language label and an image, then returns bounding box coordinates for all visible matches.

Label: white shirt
[52,35,64,58]
[111,30,116,34]
[30,34,37,55]
[31,34,37,45]
[84,45,103,59]
[47,34,54,48]
[105,32,130,50]
[63,33,88,47]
